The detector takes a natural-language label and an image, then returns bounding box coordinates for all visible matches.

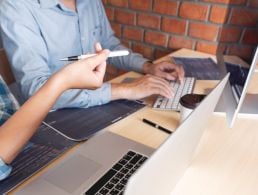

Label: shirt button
[98,102,102,105]
[81,37,85,41]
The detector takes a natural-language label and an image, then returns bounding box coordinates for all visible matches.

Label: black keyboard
[0,124,76,194]
[85,150,148,195]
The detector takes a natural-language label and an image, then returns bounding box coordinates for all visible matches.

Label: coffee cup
[179,94,206,123]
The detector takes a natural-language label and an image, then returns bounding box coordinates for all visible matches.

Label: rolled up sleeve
[0,158,12,181]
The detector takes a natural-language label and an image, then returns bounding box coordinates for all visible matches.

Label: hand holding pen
[60,50,129,61]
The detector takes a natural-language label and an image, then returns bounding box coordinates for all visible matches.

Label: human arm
[0,1,111,109]
[0,50,109,165]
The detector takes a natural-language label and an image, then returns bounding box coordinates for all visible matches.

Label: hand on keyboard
[153,77,196,111]
[113,75,173,100]
[142,60,185,83]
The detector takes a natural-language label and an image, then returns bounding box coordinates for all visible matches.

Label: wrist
[111,83,131,100]
[142,61,153,74]
[46,73,68,95]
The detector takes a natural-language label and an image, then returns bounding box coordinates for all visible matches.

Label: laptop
[15,74,229,195]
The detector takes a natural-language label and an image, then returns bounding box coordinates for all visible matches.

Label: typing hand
[143,61,185,83]
[111,75,173,100]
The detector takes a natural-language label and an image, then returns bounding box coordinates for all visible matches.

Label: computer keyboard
[85,150,148,195]
[153,77,196,111]
[0,124,76,194]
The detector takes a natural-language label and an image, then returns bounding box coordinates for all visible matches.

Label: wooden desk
[12,49,258,194]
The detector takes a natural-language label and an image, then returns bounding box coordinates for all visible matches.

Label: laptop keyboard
[0,124,76,194]
[85,150,148,195]
[153,77,196,111]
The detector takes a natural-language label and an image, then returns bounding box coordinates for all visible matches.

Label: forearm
[0,74,66,163]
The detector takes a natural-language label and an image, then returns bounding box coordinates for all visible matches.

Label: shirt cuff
[130,56,149,73]
[84,83,112,107]
[0,157,12,181]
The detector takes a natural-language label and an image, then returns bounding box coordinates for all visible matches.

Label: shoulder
[0,0,38,18]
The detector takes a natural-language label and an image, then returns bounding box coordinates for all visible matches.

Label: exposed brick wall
[102,0,258,64]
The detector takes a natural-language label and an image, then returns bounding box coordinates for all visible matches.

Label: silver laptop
[16,74,229,195]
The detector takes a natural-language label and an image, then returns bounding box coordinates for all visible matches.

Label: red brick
[242,29,258,45]
[219,27,242,42]
[132,43,153,59]
[145,31,168,47]
[102,0,107,5]
[137,14,161,29]
[201,0,246,5]
[249,0,258,8]
[179,2,208,21]
[162,18,186,35]
[107,0,128,7]
[114,10,135,25]
[189,22,219,41]
[196,42,226,54]
[129,0,151,11]
[227,45,254,61]
[154,48,172,59]
[111,23,121,37]
[123,27,143,41]
[153,0,178,16]
[168,36,194,50]
[210,5,229,24]
[105,7,114,21]
[230,8,258,27]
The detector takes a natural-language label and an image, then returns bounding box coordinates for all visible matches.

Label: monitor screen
[219,47,258,127]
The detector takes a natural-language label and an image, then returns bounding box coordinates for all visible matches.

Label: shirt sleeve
[0,157,12,181]
[97,0,149,73]
[0,1,111,110]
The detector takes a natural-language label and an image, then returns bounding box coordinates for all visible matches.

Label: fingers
[95,42,102,53]
[132,75,173,99]
[85,49,110,70]
[145,76,173,98]
[157,61,185,83]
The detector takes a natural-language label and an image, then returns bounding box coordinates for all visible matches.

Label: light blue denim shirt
[0,0,148,109]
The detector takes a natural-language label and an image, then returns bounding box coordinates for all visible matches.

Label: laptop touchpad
[44,155,101,193]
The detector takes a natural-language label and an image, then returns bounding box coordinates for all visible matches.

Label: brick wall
[102,0,258,65]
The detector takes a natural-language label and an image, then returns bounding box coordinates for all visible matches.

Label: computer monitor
[216,46,258,128]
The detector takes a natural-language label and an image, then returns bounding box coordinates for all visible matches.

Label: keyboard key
[110,189,120,195]
[110,177,120,184]
[85,151,148,195]
[120,168,130,174]
[112,163,123,171]
[115,183,124,191]
[119,159,127,165]
[127,151,136,156]
[104,182,114,189]
[153,77,196,111]
[99,187,109,195]
[85,169,117,195]
[129,154,142,164]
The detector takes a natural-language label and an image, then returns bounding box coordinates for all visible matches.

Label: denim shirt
[0,76,19,181]
[0,0,148,110]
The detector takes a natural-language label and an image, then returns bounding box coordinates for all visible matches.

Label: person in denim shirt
[0,47,109,181]
[0,0,183,110]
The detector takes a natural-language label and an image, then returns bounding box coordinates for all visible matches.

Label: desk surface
[12,49,258,194]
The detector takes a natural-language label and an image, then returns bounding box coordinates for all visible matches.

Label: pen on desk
[60,50,129,61]
[142,118,172,134]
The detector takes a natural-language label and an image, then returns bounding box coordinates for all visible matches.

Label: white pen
[60,50,129,61]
